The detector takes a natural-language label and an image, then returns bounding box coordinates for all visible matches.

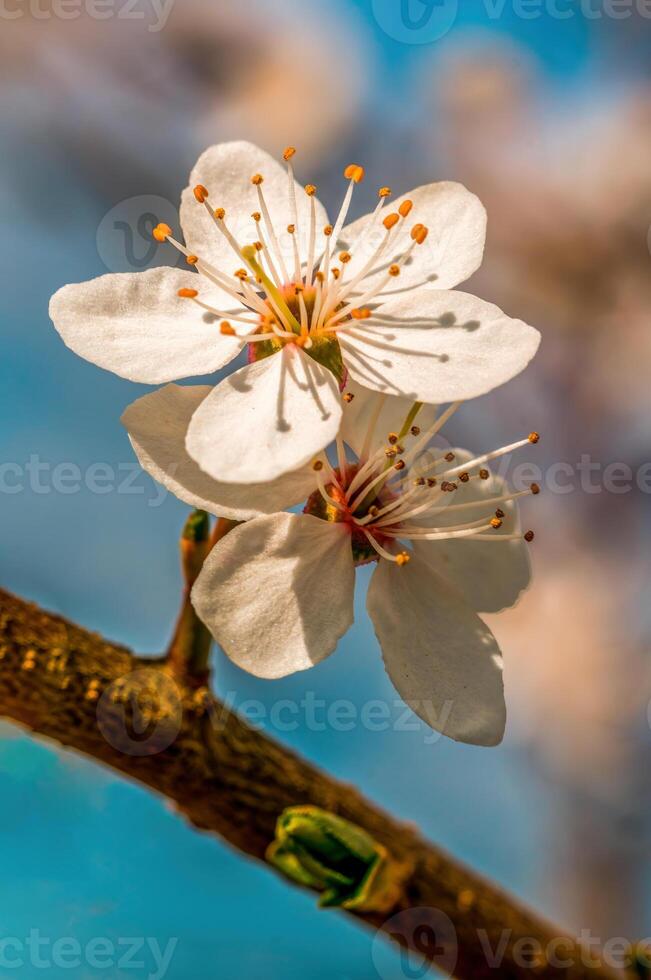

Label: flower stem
[166,511,239,685]
[166,510,212,684]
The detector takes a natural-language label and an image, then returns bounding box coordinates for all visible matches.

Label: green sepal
[266,806,410,913]
[305,337,346,386]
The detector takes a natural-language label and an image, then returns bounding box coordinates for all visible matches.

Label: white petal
[339,289,540,403]
[413,450,531,613]
[340,378,438,458]
[186,345,343,484]
[122,385,318,521]
[367,554,506,746]
[49,267,242,384]
[192,513,355,678]
[340,181,486,295]
[180,141,328,276]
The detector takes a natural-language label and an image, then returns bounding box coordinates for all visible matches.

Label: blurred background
[1,0,651,976]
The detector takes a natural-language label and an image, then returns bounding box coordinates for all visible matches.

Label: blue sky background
[1,1,650,976]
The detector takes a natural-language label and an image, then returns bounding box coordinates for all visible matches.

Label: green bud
[266,806,410,912]
[182,509,210,543]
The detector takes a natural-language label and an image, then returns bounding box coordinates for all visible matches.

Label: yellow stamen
[241,245,301,333]
[152,222,172,242]
[411,223,429,244]
[396,552,411,567]
[344,164,365,183]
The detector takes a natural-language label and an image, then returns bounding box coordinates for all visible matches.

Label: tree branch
[0,587,633,980]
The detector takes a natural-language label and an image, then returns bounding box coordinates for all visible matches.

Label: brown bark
[0,587,633,980]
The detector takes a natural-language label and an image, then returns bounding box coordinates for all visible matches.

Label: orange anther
[378,186,392,198]
[383,212,400,230]
[344,164,365,183]
[251,174,264,185]
[323,224,333,236]
[339,251,351,263]
[186,255,198,266]
[305,184,317,196]
[283,146,296,161]
[411,223,428,244]
[529,431,540,444]
[214,207,225,220]
[251,211,261,222]
[177,288,198,299]
[396,552,411,567]
[388,264,400,277]
[399,199,413,217]
[220,322,236,336]
[193,184,209,204]
[152,222,172,242]
[287,224,295,234]
[351,308,371,320]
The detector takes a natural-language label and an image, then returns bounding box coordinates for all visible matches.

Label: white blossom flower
[123,381,540,746]
[50,141,540,486]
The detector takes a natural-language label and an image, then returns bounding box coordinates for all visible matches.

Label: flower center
[306,400,541,566]
[304,464,395,566]
[246,283,347,382]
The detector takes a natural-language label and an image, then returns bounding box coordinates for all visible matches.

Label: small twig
[166,510,213,685]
